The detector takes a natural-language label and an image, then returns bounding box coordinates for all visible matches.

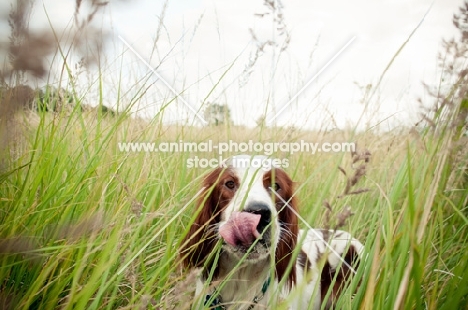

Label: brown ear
[274,169,299,288]
[179,168,225,277]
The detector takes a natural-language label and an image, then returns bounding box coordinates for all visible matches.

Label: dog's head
[180,155,299,286]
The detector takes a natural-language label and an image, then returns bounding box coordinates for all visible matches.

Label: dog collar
[204,277,271,310]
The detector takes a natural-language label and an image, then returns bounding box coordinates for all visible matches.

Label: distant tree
[35,86,76,112]
[204,103,232,126]
[98,104,117,117]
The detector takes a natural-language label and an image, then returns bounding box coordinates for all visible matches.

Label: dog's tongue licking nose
[219,212,261,247]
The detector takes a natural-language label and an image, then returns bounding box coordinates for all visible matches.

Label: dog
[180,155,364,309]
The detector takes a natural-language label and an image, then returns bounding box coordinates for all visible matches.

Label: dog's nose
[245,202,271,235]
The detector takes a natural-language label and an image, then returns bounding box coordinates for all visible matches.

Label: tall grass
[1,100,466,309]
[1,1,467,309]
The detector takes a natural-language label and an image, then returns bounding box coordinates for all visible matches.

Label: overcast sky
[0,0,463,130]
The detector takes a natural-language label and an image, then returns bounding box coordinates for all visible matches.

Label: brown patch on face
[263,168,298,288]
[179,167,239,279]
[320,245,360,309]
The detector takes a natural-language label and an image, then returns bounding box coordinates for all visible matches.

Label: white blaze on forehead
[218,155,282,256]
[221,155,277,216]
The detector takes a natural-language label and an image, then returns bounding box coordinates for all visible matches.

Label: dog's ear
[180,168,225,275]
[273,169,299,288]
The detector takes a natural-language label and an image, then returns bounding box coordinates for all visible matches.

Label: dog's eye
[271,182,281,192]
[225,180,236,190]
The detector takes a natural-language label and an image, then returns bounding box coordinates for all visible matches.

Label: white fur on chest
[193,229,363,310]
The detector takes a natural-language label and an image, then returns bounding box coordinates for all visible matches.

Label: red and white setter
[180,155,364,309]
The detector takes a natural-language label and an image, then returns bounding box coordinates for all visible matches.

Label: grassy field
[0,100,467,309]
[1,1,467,309]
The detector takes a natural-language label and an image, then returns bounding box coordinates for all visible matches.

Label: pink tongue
[219,212,261,247]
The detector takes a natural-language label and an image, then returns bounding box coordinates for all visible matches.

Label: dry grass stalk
[117,175,145,217]
[160,269,200,310]
[0,236,40,255]
[322,201,355,234]
[239,0,290,87]
[0,84,38,169]
[1,0,117,81]
[416,2,468,205]
[338,149,371,198]
[322,200,332,239]
[335,206,354,229]
[322,148,371,232]
[55,212,105,241]
[6,0,55,78]
[74,0,109,29]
